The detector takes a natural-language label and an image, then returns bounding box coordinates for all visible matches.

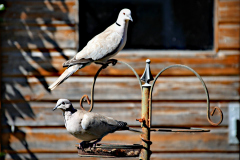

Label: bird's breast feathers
[76,26,123,62]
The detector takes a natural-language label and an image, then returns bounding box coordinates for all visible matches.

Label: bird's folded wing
[63,57,93,67]
[63,25,122,68]
[82,112,121,137]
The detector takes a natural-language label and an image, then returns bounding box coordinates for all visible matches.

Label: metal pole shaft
[140,86,151,160]
[139,59,153,160]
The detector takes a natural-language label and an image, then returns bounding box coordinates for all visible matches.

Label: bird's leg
[107,59,118,66]
[79,141,89,151]
[89,138,102,149]
[95,59,118,69]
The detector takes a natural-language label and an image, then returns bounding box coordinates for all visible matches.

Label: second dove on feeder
[48,9,133,90]
[53,99,141,149]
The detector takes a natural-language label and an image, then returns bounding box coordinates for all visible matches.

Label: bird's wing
[63,24,122,67]
[63,57,93,68]
[81,112,126,138]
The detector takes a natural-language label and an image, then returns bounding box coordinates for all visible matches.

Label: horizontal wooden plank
[1,50,240,77]
[1,127,239,153]
[218,24,240,49]
[4,153,239,160]
[150,153,239,160]
[1,24,76,32]
[1,76,239,101]
[218,0,240,23]
[1,102,229,127]
[1,26,76,50]
[4,153,80,160]
[2,0,76,23]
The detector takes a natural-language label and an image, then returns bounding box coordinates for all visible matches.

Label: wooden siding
[1,0,239,160]
[2,50,240,77]
[218,0,240,49]
[218,0,240,23]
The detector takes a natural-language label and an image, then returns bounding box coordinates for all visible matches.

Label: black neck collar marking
[116,22,121,26]
[65,106,77,113]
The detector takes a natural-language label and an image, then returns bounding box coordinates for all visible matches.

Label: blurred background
[0,0,239,159]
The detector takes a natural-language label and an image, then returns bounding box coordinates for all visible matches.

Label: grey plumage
[53,99,140,148]
[48,9,133,90]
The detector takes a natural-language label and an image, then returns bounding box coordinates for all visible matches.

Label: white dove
[53,99,140,149]
[49,9,133,90]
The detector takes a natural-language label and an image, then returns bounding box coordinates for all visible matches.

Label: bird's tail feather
[48,65,81,90]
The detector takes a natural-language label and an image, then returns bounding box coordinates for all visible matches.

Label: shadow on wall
[0,0,73,159]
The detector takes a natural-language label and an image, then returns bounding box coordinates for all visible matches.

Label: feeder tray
[77,143,143,158]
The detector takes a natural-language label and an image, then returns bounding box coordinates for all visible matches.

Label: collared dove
[48,9,133,90]
[53,99,140,149]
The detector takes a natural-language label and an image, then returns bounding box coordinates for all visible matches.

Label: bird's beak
[129,15,133,22]
[53,105,58,111]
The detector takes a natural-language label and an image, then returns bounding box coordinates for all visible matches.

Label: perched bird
[53,99,140,149]
[48,9,133,90]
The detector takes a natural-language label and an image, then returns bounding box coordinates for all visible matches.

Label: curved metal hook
[79,60,142,112]
[118,61,142,92]
[208,106,223,126]
[79,64,105,112]
[149,64,223,127]
[79,94,90,111]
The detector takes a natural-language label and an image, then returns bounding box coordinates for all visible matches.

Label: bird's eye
[123,13,125,15]
[62,102,65,105]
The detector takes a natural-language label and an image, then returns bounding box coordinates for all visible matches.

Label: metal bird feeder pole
[138,59,154,160]
[140,86,151,160]
[138,59,223,160]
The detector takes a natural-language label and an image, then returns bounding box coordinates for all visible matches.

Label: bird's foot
[107,59,118,66]
[88,138,101,150]
[90,142,97,149]
[87,143,96,150]
[79,141,98,152]
[97,59,118,69]
[79,141,89,151]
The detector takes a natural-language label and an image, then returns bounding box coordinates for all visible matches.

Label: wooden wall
[0,0,239,159]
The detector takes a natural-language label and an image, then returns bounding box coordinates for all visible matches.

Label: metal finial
[141,59,154,87]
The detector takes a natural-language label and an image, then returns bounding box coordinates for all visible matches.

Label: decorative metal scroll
[79,61,223,126]
[149,64,223,127]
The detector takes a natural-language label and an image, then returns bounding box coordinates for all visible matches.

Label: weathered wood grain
[2,127,239,153]
[218,24,240,49]
[1,50,240,76]
[1,0,240,159]
[0,0,78,51]
[1,102,229,127]
[150,153,239,160]
[2,76,239,101]
[1,25,76,50]
[1,0,76,23]
[218,0,240,23]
